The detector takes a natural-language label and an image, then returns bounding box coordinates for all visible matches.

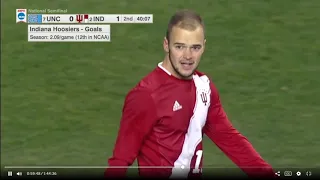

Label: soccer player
[105,10,275,178]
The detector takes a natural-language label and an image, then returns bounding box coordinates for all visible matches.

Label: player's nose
[183,49,192,60]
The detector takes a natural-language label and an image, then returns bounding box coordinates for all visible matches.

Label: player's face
[164,26,205,79]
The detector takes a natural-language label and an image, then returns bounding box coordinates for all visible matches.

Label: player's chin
[179,69,195,79]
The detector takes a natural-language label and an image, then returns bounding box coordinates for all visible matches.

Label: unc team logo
[200,92,207,105]
[16,9,27,23]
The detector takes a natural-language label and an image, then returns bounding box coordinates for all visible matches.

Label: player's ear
[163,37,169,53]
[203,39,206,51]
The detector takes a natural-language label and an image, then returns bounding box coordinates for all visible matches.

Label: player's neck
[162,57,193,80]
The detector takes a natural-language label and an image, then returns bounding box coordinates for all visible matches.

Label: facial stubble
[168,48,197,80]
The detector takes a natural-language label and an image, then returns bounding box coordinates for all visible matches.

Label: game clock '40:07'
[136,16,151,22]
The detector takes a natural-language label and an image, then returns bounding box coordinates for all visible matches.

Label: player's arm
[105,88,158,177]
[203,83,275,177]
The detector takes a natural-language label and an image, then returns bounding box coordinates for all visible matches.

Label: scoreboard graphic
[24,14,153,24]
[17,9,153,42]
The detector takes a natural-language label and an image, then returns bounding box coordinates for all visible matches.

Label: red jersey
[105,63,275,178]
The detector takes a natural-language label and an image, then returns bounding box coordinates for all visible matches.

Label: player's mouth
[180,62,194,70]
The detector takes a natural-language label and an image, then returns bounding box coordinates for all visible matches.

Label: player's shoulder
[136,67,168,91]
[127,67,167,96]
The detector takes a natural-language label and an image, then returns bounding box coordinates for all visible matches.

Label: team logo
[76,14,83,23]
[28,14,42,23]
[76,14,89,23]
[16,9,27,23]
[200,92,207,105]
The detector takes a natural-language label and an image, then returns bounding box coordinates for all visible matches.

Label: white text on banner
[28,24,111,42]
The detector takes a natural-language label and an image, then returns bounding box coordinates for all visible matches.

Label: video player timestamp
[26,171,57,176]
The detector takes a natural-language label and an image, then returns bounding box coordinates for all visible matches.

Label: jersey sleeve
[104,87,158,177]
[204,82,276,177]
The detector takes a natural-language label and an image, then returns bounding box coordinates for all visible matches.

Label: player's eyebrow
[173,42,185,45]
[192,44,202,48]
[173,42,202,47]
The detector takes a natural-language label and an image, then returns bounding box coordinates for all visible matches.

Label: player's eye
[192,46,201,50]
[175,45,183,49]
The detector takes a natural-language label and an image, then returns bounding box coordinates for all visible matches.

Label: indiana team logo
[76,14,83,23]
[76,14,89,23]
[200,92,207,105]
[16,9,27,23]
